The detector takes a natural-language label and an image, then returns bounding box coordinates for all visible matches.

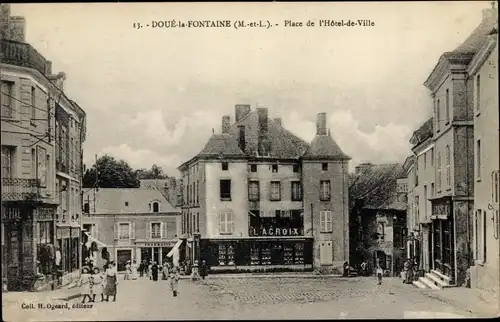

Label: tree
[135,164,168,180]
[83,155,140,188]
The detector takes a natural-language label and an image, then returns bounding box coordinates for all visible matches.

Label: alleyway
[2,276,487,321]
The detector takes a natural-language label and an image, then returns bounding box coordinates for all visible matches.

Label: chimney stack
[316,112,327,136]
[221,115,231,134]
[45,61,52,76]
[257,107,269,155]
[274,117,282,126]
[235,104,251,122]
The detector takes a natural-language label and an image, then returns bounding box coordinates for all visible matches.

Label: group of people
[402,258,419,284]
[124,260,139,280]
[78,261,118,303]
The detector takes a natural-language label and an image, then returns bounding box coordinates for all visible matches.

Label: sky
[10,1,492,176]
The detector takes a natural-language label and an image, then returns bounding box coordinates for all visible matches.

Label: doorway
[6,221,22,291]
[116,249,132,272]
[319,241,333,265]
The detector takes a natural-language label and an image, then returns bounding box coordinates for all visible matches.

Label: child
[170,267,180,297]
[376,263,383,285]
[92,267,105,302]
[78,267,94,303]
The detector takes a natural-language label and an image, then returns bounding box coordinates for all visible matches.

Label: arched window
[152,201,160,213]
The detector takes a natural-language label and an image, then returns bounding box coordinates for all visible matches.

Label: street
[2,276,479,321]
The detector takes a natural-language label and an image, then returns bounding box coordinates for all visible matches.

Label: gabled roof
[410,117,433,146]
[453,9,498,54]
[83,188,180,215]
[303,134,351,161]
[349,163,406,211]
[198,134,246,157]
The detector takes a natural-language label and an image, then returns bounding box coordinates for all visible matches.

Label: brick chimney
[316,112,327,136]
[257,107,269,156]
[45,61,52,76]
[274,117,282,126]
[235,104,251,122]
[221,115,231,134]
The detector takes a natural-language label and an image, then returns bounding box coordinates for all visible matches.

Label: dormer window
[125,201,129,207]
[152,201,160,213]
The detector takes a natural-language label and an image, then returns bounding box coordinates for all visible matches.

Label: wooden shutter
[162,222,168,239]
[219,213,225,233]
[319,211,325,232]
[130,222,135,239]
[327,211,332,232]
[114,223,119,240]
[229,212,235,234]
[146,222,151,240]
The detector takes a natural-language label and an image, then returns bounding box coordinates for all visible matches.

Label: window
[445,89,450,123]
[320,210,332,233]
[436,99,441,131]
[31,148,36,178]
[118,223,130,240]
[415,158,419,186]
[476,74,481,111]
[31,86,36,119]
[220,179,231,200]
[446,145,451,187]
[475,210,486,262]
[430,148,434,166]
[424,152,427,169]
[219,212,234,234]
[222,162,228,171]
[83,223,97,239]
[437,152,442,190]
[492,171,499,205]
[250,164,257,172]
[1,80,14,118]
[415,196,419,224]
[431,183,435,198]
[476,140,481,178]
[272,164,278,173]
[293,164,300,173]
[196,212,199,233]
[196,180,199,205]
[270,181,281,201]
[291,181,302,201]
[320,180,331,201]
[152,201,159,212]
[377,223,385,240]
[424,185,428,220]
[151,223,161,239]
[248,180,260,201]
[83,202,90,214]
[322,163,328,171]
[1,146,15,178]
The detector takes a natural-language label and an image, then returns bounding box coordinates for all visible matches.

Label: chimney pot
[274,117,282,126]
[222,115,231,134]
[235,104,251,122]
[316,113,327,136]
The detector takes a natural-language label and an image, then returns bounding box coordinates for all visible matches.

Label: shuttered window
[219,212,234,234]
[320,210,332,233]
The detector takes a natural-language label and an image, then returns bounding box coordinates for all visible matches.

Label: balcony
[1,178,40,202]
[0,39,49,76]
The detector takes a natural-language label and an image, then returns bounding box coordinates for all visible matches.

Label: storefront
[430,196,455,283]
[136,240,178,266]
[56,226,79,278]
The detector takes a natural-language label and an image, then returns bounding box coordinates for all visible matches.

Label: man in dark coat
[199,260,208,280]
[151,262,159,281]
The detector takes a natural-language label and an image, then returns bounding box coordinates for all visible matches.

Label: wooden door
[116,250,132,271]
[319,241,333,265]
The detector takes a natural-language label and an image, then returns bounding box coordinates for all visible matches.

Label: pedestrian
[376,263,383,285]
[104,261,119,302]
[199,260,208,280]
[148,261,153,280]
[170,266,180,297]
[92,267,105,302]
[360,260,367,277]
[78,267,94,303]
[162,262,169,280]
[138,261,144,278]
[124,260,131,280]
[130,260,138,280]
[343,261,350,277]
[152,261,159,281]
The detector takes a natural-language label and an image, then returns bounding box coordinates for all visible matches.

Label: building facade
[419,5,497,288]
[178,105,350,273]
[1,4,86,292]
[468,28,499,296]
[82,188,181,271]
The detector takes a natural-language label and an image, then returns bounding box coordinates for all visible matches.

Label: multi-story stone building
[1,4,86,291]
[418,5,497,289]
[82,188,181,271]
[178,105,350,273]
[468,27,499,296]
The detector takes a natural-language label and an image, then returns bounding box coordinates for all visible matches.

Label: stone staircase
[413,270,453,290]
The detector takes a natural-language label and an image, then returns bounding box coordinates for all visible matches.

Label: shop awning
[83,231,107,248]
[166,239,183,257]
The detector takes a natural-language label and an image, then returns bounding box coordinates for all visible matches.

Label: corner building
[178,105,350,273]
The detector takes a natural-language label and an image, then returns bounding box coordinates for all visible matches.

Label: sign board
[1,207,21,221]
[57,227,70,239]
[431,198,451,220]
[250,227,302,237]
[35,207,55,221]
[139,242,176,248]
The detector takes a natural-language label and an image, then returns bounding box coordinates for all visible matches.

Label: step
[419,276,441,290]
[412,280,427,289]
[430,270,452,284]
[426,273,452,289]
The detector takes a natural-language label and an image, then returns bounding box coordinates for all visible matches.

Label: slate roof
[83,188,180,215]
[349,163,406,211]
[303,134,350,160]
[453,8,498,54]
[410,117,433,146]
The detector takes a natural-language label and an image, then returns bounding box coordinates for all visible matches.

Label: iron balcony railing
[1,178,40,201]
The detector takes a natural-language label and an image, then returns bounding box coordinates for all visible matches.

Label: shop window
[220,179,231,201]
[219,212,234,235]
[270,181,281,201]
[248,180,260,201]
[320,180,331,201]
[320,210,332,233]
[291,181,302,201]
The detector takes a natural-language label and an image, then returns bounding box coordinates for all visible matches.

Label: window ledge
[220,198,232,202]
[220,233,233,236]
[270,199,281,202]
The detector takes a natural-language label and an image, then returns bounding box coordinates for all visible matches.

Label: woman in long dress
[151,262,159,281]
[130,260,138,280]
[148,262,153,280]
[104,261,119,302]
[124,261,131,280]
